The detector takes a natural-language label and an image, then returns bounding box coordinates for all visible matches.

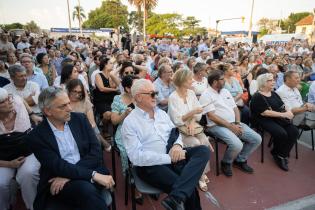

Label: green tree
[23,20,41,33]
[73,6,86,30]
[281,12,311,33]
[2,23,24,31]
[257,18,278,35]
[181,16,206,36]
[83,0,129,31]
[146,13,182,37]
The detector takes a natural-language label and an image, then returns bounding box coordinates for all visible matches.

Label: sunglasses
[124,71,134,75]
[139,91,159,98]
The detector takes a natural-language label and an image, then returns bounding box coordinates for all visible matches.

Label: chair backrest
[130,167,162,195]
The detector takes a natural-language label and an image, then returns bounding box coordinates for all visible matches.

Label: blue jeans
[206,123,261,164]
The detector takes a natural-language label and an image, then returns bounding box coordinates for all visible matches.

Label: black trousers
[136,145,210,210]
[258,118,298,158]
[46,180,108,210]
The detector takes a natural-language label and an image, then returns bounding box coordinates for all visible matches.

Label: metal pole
[143,0,146,42]
[248,0,255,38]
[215,20,219,37]
[67,0,72,35]
[78,0,82,36]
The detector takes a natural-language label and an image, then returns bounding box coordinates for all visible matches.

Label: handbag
[260,92,291,126]
[178,123,204,136]
[292,112,306,126]
[0,129,32,161]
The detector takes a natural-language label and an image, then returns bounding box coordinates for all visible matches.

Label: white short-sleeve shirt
[276,84,303,111]
[199,87,236,127]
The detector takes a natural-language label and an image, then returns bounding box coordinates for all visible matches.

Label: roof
[295,15,314,26]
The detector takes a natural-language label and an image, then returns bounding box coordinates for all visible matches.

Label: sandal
[199,180,208,192]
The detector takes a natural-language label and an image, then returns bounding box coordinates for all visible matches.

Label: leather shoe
[161,195,184,210]
[273,155,289,171]
[221,161,233,177]
[233,160,254,174]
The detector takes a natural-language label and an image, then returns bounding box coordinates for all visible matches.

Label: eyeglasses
[139,91,159,98]
[70,90,83,95]
[0,94,13,104]
[124,71,134,75]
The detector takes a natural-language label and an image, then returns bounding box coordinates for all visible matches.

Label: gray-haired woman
[250,73,299,171]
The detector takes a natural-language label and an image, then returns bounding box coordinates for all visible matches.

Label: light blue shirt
[308,81,315,104]
[27,70,49,90]
[153,78,175,111]
[121,106,183,167]
[47,120,81,164]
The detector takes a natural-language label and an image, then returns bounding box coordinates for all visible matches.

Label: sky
[0,0,314,32]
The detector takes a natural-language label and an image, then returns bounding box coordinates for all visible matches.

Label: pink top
[0,95,31,134]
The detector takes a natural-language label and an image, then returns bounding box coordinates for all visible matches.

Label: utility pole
[67,0,72,35]
[143,0,146,42]
[248,0,255,38]
[78,0,82,36]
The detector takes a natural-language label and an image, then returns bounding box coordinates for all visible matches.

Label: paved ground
[13,133,315,210]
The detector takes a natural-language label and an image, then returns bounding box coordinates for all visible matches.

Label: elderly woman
[153,64,175,112]
[250,73,299,171]
[168,69,212,192]
[66,79,111,151]
[192,62,208,98]
[0,88,40,210]
[186,57,196,71]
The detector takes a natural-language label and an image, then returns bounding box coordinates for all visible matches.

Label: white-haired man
[122,79,210,210]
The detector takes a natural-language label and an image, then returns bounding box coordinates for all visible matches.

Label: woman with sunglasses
[168,69,212,192]
[66,79,111,152]
[110,61,135,93]
[0,88,40,210]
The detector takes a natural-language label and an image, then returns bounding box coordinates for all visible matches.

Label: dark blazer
[27,112,109,210]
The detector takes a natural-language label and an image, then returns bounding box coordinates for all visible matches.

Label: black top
[93,72,118,104]
[250,91,285,120]
[0,76,10,87]
[212,46,225,59]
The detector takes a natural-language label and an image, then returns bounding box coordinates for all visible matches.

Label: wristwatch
[91,171,96,183]
[233,121,241,125]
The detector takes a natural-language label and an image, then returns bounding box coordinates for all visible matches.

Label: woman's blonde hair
[172,69,193,88]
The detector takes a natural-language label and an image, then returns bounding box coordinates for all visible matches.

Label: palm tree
[128,0,158,40]
[72,5,86,35]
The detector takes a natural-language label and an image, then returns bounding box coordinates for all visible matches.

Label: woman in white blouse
[0,88,40,210]
[168,69,212,192]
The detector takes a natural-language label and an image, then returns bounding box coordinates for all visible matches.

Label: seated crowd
[0,31,315,210]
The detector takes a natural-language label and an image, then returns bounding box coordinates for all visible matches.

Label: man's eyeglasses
[0,94,13,104]
[139,91,159,98]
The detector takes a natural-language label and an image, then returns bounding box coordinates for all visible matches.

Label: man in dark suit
[27,87,114,210]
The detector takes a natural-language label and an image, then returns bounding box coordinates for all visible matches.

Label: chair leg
[312,129,314,151]
[215,140,219,176]
[124,170,129,205]
[111,149,116,182]
[131,181,136,210]
[111,192,116,210]
[260,130,264,163]
[295,140,298,159]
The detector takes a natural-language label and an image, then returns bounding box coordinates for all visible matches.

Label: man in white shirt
[17,35,31,51]
[200,70,261,177]
[122,79,209,210]
[4,65,41,113]
[276,71,314,125]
